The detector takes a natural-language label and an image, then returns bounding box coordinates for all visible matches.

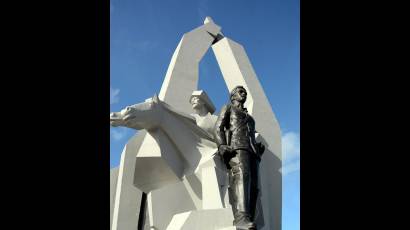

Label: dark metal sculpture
[137,192,147,230]
[214,86,265,230]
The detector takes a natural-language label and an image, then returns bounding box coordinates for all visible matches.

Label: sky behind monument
[110,0,299,229]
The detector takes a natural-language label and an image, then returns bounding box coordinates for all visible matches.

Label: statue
[189,90,218,136]
[214,86,265,230]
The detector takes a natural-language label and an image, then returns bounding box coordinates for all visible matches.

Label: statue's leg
[228,170,238,219]
[228,150,256,229]
[249,157,259,221]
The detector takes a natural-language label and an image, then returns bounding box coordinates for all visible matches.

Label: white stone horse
[110,94,218,192]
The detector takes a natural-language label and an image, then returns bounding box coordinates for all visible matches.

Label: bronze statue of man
[214,86,265,230]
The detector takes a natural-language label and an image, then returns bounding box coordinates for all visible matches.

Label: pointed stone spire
[204,16,214,24]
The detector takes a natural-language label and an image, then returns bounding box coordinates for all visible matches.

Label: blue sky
[110,0,299,229]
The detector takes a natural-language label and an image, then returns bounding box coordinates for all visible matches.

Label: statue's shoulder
[208,113,218,124]
[220,103,232,113]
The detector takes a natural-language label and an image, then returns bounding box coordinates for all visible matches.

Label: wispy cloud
[197,0,210,23]
[111,128,128,141]
[281,160,300,175]
[110,86,120,105]
[283,132,300,162]
[280,132,300,175]
[136,41,158,50]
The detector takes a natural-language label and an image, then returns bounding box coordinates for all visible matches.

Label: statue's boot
[233,214,256,229]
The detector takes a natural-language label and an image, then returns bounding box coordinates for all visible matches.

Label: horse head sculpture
[110,94,163,131]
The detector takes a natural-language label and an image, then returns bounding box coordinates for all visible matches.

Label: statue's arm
[214,104,230,148]
[254,131,266,157]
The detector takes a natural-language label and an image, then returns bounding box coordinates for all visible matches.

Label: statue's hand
[257,142,265,156]
[218,144,232,157]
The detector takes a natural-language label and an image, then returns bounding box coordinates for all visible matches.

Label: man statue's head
[189,90,216,114]
[190,96,205,110]
[230,86,247,104]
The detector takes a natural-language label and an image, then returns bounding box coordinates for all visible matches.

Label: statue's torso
[228,105,256,151]
[192,113,218,137]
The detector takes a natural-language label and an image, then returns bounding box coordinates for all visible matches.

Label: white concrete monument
[110,17,281,230]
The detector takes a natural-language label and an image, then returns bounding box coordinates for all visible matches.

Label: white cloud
[111,128,127,141]
[280,132,300,175]
[135,41,158,51]
[282,132,300,163]
[110,87,120,105]
[281,160,300,175]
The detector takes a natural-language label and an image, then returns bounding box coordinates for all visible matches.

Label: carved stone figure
[189,90,218,136]
[110,95,217,189]
[214,86,265,230]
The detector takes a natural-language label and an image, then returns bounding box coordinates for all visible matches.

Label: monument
[110,17,282,230]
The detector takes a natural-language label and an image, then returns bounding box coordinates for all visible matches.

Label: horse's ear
[153,94,159,103]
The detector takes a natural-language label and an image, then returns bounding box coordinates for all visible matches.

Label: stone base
[166,208,235,230]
